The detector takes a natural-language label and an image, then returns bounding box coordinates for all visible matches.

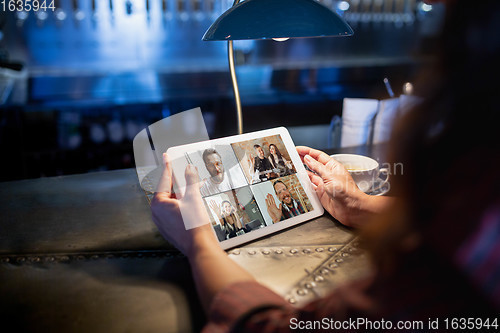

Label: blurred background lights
[337,1,350,12]
[272,38,290,42]
[421,3,433,12]
[55,10,67,21]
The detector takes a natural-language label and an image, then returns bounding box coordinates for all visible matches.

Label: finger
[314,182,325,198]
[265,194,271,206]
[155,153,173,196]
[269,195,276,207]
[297,146,332,166]
[183,164,202,199]
[306,170,317,179]
[296,146,330,163]
[308,172,324,188]
[304,154,329,178]
[327,156,348,171]
[296,146,311,157]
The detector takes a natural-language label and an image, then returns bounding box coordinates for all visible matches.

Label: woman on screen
[268,144,293,177]
[209,200,245,239]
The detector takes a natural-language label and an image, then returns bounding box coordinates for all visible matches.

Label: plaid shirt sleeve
[202,281,293,333]
[202,278,373,333]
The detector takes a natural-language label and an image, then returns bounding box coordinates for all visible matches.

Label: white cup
[330,154,389,193]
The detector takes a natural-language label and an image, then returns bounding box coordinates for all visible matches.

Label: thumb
[278,203,282,211]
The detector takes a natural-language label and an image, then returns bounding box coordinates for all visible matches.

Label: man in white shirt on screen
[199,148,232,197]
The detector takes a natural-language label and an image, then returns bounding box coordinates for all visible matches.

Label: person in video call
[265,180,305,223]
[268,143,293,177]
[199,148,232,197]
[150,0,499,330]
[209,199,245,239]
[248,144,278,183]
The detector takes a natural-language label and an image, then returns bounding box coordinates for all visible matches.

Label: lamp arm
[228,0,243,134]
[227,40,243,134]
[228,40,243,135]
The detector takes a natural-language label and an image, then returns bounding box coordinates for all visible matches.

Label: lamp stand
[228,40,243,135]
[203,0,354,136]
[227,0,243,135]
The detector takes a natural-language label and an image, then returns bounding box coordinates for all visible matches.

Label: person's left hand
[151,153,218,258]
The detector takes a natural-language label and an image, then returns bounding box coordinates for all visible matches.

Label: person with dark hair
[268,144,293,176]
[265,180,305,223]
[208,199,245,239]
[248,144,278,183]
[199,148,232,197]
[151,0,500,330]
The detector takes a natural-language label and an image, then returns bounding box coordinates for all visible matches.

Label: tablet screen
[167,127,323,249]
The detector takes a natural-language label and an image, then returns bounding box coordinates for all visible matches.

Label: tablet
[166,127,324,250]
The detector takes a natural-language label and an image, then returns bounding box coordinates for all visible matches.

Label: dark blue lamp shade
[202,0,354,41]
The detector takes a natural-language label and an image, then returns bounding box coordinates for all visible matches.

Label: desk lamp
[202,0,354,134]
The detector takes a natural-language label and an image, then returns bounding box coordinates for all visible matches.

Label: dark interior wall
[0,1,443,181]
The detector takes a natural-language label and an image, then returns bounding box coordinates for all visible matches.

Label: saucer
[365,177,390,196]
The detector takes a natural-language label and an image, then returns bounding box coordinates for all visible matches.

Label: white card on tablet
[167,127,324,250]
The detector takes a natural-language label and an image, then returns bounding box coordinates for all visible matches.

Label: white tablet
[166,127,324,250]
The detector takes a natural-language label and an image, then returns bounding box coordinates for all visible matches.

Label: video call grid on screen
[167,127,323,250]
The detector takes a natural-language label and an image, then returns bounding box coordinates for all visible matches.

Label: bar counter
[0,144,387,332]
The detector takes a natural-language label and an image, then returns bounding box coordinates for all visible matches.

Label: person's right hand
[296,146,381,228]
[248,154,255,170]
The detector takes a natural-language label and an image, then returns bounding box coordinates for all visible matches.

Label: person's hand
[248,155,256,172]
[265,193,282,223]
[248,154,255,169]
[296,146,381,228]
[200,177,208,187]
[209,200,222,219]
[248,155,261,183]
[151,153,219,258]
